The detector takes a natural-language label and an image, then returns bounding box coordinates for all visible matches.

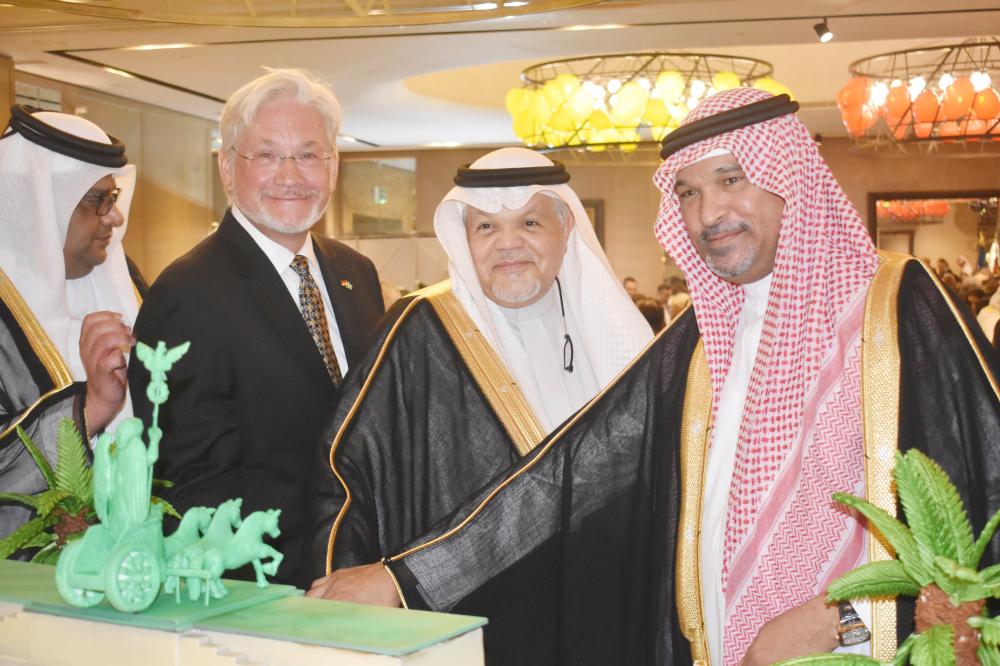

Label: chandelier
[504,52,791,152]
[837,38,1000,147]
[875,199,950,224]
[3,0,601,27]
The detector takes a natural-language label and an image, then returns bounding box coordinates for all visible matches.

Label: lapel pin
[340,279,353,290]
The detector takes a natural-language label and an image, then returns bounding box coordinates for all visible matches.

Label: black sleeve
[896,262,1000,641]
[128,277,242,517]
[383,315,701,666]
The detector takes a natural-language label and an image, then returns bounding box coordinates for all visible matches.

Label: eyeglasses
[230,147,334,173]
[80,187,121,216]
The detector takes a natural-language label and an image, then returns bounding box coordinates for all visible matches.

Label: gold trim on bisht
[0,266,72,389]
[424,281,546,457]
[862,250,910,661]
[325,280,545,570]
[676,340,713,665]
[326,294,427,573]
[390,308,679,562]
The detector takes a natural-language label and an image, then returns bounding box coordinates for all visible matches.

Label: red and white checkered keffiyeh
[652,88,881,663]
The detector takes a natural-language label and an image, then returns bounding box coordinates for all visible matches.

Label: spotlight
[813,18,833,43]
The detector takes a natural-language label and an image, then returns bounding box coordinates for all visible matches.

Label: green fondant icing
[195,594,487,656]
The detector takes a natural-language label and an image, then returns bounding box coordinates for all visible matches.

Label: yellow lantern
[549,106,579,132]
[753,77,795,100]
[544,73,581,110]
[655,70,686,103]
[643,98,670,127]
[565,87,595,124]
[609,81,649,127]
[712,71,741,92]
[504,88,531,117]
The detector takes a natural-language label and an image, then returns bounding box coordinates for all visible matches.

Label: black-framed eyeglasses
[230,147,334,172]
[80,187,121,216]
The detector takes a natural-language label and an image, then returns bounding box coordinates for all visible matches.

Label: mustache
[261,187,320,198]
[700,220,749,243]
[489,249,537,265]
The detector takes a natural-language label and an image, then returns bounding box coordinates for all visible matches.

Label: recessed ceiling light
[504,1,529,6]
[103,66,135,79]
[339,135,358,143]
[561,24,625,31]
[123,43,197,51]
[472,2,498,9]
[426,141,462,148]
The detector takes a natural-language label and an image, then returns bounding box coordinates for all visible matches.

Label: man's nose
[699,189,727,227]
[272,155,303,182]
[495,225,524,248]
[102,205,125,228]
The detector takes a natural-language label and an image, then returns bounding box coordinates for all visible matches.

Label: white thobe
[497,286,599,430]
[700,273,870,664]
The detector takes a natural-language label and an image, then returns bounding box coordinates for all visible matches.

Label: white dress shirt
[233,206,349,374]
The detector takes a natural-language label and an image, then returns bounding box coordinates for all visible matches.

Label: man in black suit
[129,68,384,585]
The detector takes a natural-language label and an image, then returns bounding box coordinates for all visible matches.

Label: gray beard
[704,251,755,280]
[491,278,542,305]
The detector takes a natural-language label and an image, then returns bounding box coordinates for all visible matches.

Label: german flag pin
[341,279,353,290]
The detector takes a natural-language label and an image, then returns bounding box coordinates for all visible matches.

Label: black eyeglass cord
[555,277,574,373]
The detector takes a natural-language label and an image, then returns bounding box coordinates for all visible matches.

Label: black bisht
[386,308,703,666]
[384,264,1000,665]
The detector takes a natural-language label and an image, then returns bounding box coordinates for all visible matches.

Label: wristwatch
[836,601,871,647]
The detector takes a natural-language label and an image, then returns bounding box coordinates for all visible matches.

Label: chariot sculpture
[54,341,282,613]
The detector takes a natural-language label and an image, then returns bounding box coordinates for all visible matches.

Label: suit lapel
[218,213,334,392]
[314,238,363,365]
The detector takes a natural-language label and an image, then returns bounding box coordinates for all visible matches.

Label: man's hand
[80,311,134,433]
[306,562,402,607]
[740,593,840,666]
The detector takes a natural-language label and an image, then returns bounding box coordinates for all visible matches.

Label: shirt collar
[742,272,772,315]
[232,205,314,273]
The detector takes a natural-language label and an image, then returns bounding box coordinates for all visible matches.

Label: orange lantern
[973,88,1000,120]
[938,120,964,138]
[941,77,975,121]
[876,203,890,219]
[912,90,941,123]
[884,85,911,117]
[841,104,877,136]
[966,119,987,136]
[913,122,934,139]
[836,77,871,111]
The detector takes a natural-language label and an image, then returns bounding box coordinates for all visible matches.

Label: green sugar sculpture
[55,341,282,613]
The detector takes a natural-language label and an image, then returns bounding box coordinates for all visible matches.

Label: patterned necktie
[290,255,342,386]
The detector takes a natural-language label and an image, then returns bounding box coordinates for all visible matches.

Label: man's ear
[218,149,233,198]
[328,154,339,190]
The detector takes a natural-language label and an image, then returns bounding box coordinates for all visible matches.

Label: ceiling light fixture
[103,66,135,79]
[505,51,792,153]
[122,43,197,51]
[813,18,833,43]
[837,37,1000,148]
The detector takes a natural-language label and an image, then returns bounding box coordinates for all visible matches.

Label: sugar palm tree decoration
[0,421,179,564]
[0,422,94,563]
[778,449,1000,666]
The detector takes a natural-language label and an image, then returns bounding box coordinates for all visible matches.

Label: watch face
[838,622,871,647]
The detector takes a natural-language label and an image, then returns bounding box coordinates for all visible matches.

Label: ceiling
[1,0,998,151]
